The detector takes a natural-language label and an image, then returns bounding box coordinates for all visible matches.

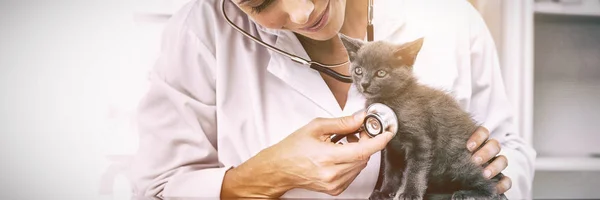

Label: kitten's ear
[394,37,424,67]
[339,33,365,62]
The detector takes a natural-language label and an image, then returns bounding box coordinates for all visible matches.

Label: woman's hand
[221,111,395,198]
[466,126,512,194]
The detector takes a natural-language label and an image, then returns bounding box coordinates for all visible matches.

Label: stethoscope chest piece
[329,103,398,143]
[363,103,398,137]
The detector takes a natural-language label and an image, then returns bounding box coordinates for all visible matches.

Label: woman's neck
[296,34,348,69]
[293,1,370,110]
[295,0,370,67]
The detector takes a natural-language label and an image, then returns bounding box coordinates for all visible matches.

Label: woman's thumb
[309,111,366,136]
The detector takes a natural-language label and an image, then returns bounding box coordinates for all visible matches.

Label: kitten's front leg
[370,148,404,200]
[395,148,432,200]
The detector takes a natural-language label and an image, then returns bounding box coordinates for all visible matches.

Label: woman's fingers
[333,131,394,163]
[321,160,368,196]
[334,162,368,195]
[312,159,367,195]
[466,126,490,152]
[472,139,501,165]
[496,175,512,194]
[483,155,508,179]
[308,112,366,138]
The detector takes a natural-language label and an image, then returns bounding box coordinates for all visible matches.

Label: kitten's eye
[354,67,363,75]
[376,70,387,77]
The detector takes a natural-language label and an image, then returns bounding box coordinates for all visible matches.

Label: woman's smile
[300,0,331,32]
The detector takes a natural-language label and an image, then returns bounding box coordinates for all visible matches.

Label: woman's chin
[295,18,344,41]
[296,29,339,41]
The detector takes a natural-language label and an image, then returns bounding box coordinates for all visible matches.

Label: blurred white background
[0,0,598,199]
[0,0,185,199]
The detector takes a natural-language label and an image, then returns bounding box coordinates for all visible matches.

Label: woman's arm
[128,7,225,197]
[464,3,537,199]
[130,2,393,198]
[219,114,395,198]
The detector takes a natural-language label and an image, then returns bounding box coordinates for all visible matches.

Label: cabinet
[473,0,600,198]
[533,11,600,170]
[501,0,600,199]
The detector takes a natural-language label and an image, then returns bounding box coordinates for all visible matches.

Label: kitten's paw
[395,193,422,200]
[450,192,475,200]
[369,190,395,200]
[451,190,492,200]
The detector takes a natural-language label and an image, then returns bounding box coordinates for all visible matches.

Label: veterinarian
[129,0,536,199]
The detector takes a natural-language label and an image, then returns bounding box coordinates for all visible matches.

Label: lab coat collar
[254,23,281,36]
[256,0,408,116]
[266,30,344,116]
[238,12,344,116]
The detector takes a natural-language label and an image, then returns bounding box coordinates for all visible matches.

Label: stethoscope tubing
[221,0,374,83]
[221,0,392,143]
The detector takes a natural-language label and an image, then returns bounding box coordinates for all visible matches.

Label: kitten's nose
[361,82,371,90]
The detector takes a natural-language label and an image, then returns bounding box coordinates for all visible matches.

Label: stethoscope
[330,103,398,143]
[221,0,397,141]
[221,0,375,83]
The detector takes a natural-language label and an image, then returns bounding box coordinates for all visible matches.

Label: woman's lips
[300,1,330,32]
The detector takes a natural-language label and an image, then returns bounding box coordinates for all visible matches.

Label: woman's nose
[283,0,314,25]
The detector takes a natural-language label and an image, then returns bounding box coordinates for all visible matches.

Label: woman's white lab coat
[129,0,537,199]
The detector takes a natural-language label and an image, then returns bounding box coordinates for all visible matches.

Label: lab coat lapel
[262,0,410,116]
[266,30,342,116]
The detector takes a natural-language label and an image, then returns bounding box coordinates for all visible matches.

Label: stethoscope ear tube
[367,24,374,42]
[221,0,352,82]
[367,0,374,42]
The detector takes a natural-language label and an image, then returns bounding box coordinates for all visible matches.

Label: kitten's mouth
[357,85,380,97]
[361,90,379,97]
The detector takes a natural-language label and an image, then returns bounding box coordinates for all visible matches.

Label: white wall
[0,0,167,199]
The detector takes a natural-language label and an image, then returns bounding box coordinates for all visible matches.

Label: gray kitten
[339,34,507,200]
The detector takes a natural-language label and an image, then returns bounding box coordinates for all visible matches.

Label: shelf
[536,156,600,171]
[535,0,600,17]
[533,16,600,162]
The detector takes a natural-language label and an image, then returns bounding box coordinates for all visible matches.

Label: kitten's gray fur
[339,34,507,200]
